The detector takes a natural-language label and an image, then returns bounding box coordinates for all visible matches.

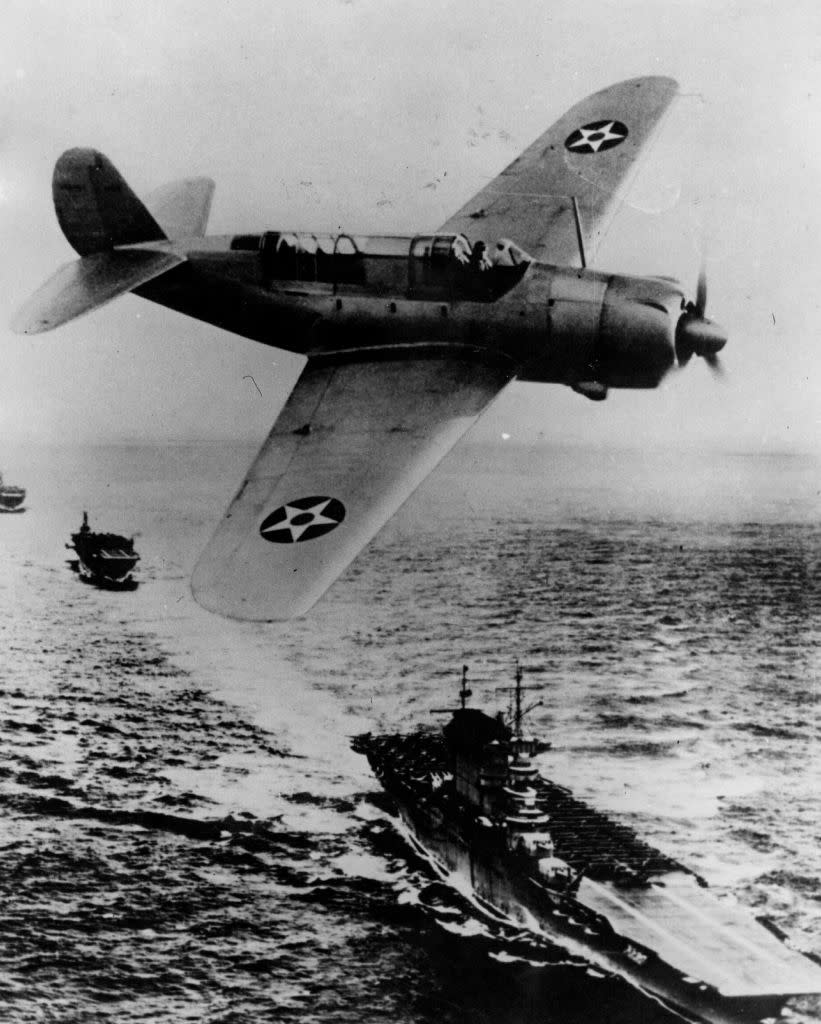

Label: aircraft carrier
[67,511,140,588]
[353,667,821,1024]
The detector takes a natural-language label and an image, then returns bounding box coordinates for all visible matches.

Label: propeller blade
[676,346,693,369]
[675,260,726,369]
[695,262,707,317]
[704,351,724,377]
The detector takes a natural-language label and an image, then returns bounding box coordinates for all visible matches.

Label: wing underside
[192,351,514,621]
[438,76,678,266]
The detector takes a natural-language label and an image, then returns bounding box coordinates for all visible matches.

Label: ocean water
[0,440,818,1024]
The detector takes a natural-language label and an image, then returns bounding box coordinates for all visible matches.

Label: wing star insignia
[259,496,346,543]
[565,120,629,154]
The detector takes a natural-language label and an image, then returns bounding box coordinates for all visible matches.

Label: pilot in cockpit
[469,239,522,271]
[488,239,523,267]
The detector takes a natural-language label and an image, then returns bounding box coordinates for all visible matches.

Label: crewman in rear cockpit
[471,240,492,271]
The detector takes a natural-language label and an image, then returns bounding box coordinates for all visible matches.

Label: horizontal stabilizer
[53,148,167,255]
[144,177,215,239]
[11,249,185,335]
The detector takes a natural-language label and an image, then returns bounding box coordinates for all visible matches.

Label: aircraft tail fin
[53,148,168,255]
[12,148,205,335]
[144,177,215,240]
[11,249,185,335]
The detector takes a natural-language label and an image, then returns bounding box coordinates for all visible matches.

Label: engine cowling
[517,265,726,395]
[518,266,680,390]
[596,273,679,388]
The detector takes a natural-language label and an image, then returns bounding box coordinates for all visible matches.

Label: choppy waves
[0,442,819,1022]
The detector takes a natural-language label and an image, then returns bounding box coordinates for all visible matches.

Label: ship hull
[0,487,26,511]
[391,797,783,1024]
[73,550,138,583]
[71,563,140,590]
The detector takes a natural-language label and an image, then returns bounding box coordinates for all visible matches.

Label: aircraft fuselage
[135,231,685,392]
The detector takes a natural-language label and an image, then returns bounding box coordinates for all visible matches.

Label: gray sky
[1,0,819,452]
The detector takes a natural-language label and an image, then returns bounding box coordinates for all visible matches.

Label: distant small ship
[0,472,26,513]
[354,665,821,1024]
[67,511,140,588]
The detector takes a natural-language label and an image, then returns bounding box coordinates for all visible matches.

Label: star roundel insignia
[259,496,346,543]
[565,119,629,154]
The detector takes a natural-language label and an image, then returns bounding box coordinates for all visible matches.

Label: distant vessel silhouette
[67,511,140,589]
[0,471,26,513]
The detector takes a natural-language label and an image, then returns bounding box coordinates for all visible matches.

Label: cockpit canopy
[229,231,531,300]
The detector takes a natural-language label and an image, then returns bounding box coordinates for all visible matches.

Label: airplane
[13,76,727,622]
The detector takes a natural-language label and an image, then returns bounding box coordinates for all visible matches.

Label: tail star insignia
[259,496,346,543]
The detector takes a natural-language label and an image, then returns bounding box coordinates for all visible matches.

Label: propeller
[703,351,724,376]
[675,263,727,374]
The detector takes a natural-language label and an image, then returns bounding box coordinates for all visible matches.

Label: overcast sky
[1,0,819,453]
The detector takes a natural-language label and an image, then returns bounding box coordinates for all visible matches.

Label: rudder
[53,148,167,256]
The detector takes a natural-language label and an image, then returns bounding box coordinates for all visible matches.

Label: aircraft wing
[437,76,678,266]
[192,351,514,620]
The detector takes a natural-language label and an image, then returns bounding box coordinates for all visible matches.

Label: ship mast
[459,664,472,709]
[430,664,473,716]
[513,660,524,738]
[498,660,542,740]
